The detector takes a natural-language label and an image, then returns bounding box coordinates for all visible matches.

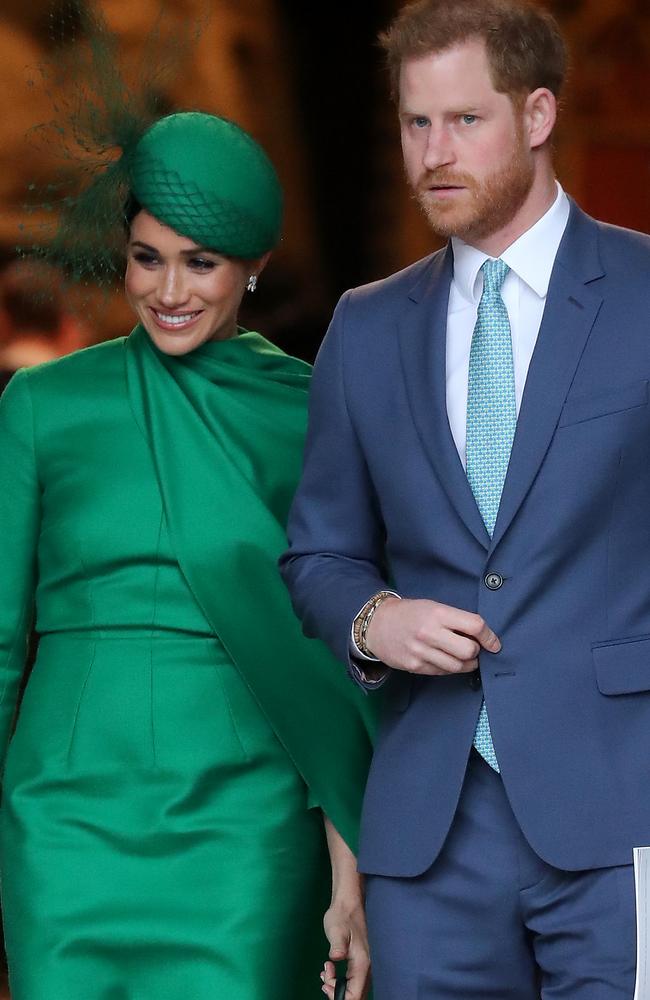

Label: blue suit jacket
[281,202,650,876]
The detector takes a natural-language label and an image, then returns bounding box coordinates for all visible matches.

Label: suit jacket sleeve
[0,371,40,762]
[280,291,390,670]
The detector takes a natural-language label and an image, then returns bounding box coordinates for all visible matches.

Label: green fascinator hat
[19,3,283,282]
[128,112,283,258]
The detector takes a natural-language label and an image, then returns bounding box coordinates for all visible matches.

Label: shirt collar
[451,181,571,305]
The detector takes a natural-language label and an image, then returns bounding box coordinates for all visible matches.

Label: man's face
[399,39,535,245]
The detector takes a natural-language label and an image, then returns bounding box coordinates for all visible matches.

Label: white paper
[634,846,650,999]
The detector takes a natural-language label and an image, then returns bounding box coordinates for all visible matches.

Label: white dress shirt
[447,182,570,466]
[351,182,571,670]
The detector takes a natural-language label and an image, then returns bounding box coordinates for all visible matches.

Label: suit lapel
[397,205,606,553]
[489,204,605,552]
[397,246,490,549]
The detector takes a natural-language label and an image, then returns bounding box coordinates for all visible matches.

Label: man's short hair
[380,0,568,104]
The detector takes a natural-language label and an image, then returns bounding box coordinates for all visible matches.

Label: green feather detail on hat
[18,2,282,294]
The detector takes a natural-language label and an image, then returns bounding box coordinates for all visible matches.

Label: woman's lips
[149,308,204,331]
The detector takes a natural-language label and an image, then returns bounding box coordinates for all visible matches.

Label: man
[281,0,650,996]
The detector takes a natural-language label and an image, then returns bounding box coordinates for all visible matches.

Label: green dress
[0,327,377,1000]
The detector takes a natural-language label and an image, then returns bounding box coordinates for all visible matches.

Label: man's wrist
[352,590,401,658]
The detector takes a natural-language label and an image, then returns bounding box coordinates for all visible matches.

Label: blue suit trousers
[365,752,637,999]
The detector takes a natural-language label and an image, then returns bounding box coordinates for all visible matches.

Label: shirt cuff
[348,655,390,687]
[349,590,400,685]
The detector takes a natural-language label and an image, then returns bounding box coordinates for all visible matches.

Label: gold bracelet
[353,590,399,657]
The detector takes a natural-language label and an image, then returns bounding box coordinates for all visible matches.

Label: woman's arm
[0,370,40,764]
[321,814,370,1000]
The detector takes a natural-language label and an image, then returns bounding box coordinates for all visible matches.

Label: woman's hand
[321,814,371,999]
[321,894,370,999]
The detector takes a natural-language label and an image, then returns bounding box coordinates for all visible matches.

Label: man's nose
[158,266,189,308]
[422,126,455,172]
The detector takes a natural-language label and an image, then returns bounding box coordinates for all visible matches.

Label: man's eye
[412,117,429,129]
[461,114,478,125]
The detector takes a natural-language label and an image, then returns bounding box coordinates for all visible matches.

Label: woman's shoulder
[17,337,128,397]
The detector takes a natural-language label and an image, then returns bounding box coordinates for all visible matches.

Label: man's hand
[365,597,500,675]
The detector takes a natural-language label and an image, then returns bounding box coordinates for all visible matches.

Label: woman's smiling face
[125,210,266,356]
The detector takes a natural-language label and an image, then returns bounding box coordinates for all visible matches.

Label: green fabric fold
[125,325,378,851]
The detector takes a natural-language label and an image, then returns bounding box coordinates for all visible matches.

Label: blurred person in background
[0,259,90,393]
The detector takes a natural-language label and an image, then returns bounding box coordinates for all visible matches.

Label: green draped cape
[125,325,379,852]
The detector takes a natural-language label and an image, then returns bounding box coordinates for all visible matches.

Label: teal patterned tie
[466,258,516,772]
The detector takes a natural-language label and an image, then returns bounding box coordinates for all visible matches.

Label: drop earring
[246,274,257,293]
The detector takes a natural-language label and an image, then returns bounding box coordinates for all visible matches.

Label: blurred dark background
[1,0,649,366]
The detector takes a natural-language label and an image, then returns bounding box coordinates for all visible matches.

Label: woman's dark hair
[123,194,143,230]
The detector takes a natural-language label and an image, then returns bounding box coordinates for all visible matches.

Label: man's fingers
[443,632,481,661]
[415,625,479,661]
[443,608,501,653]
[426,653,478,675]
[409,646,478,675]
[369,598,500,674]
[476,622,501,653]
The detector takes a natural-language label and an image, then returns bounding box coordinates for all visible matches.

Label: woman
[0,112,376,1000]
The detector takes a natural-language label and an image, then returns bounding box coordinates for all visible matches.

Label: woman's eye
[189,258,216,271]
[412,117,429,129]
[133,251,159,266]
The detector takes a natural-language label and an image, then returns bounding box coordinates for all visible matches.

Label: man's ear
[524,88,557,150]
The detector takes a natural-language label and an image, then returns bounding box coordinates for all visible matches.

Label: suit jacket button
[484,572,503,590]
[469,670,482,691]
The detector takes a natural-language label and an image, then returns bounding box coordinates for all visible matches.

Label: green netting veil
[18,1,283,291]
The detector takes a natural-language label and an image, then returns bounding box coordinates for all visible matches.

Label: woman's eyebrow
[179,246,218,256]
[129,241,218,256]
[130,240,159,252]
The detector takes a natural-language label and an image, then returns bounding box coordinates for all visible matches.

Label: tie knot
[481,258,510,294]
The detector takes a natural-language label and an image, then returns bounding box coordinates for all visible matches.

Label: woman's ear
[254,251,272,278]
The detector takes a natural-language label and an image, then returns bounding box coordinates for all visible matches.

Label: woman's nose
[158,266,190,308]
